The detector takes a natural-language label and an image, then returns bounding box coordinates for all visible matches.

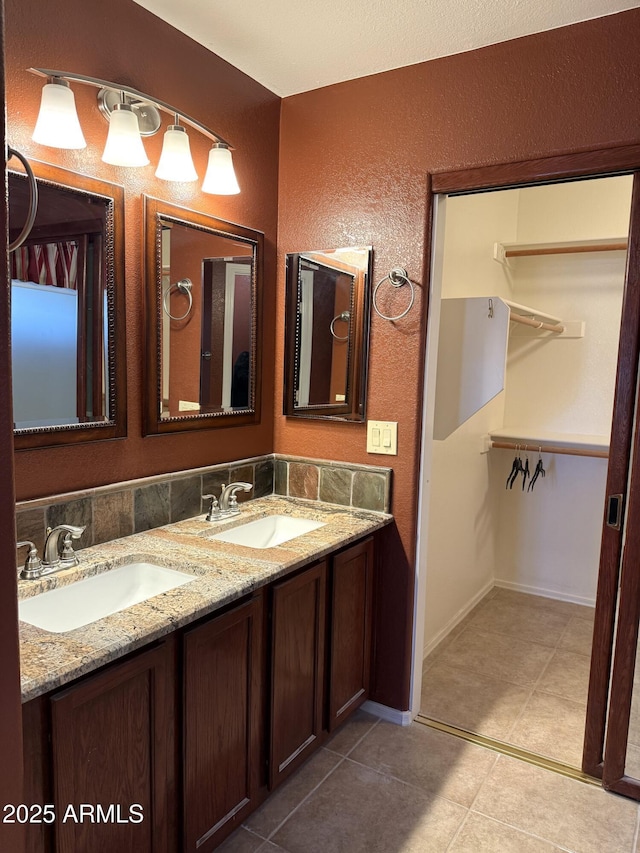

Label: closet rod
[505,242,627,259]
[509,314,565,333]
[491,440,608,459]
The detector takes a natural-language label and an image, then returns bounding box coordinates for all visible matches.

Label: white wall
[494,175,632,604]
[422,175,633,657]
[422,189,519,654]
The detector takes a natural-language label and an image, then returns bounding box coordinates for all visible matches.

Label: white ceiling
[134,0,640,97]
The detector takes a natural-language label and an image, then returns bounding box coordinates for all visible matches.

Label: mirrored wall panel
[9,161,126,449]
[284,247,372,421]
[143,197,262,435]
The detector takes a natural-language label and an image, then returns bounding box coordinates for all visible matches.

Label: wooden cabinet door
[50,642,175,853]
[328,537,374,731]
[270,561,326,788]
[183,595,263,853]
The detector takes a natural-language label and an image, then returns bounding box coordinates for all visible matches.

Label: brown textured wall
[4,0,280,501]
[276,10,640,708]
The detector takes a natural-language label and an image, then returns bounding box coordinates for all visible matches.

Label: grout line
[631,805,640,853]
[256,718,382,843]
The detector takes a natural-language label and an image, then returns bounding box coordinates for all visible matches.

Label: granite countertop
[18,495,392,703]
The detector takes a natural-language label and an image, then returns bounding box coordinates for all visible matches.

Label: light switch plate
[367,420,398,455]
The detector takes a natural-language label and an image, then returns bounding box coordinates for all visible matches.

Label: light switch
[367,420,398,455]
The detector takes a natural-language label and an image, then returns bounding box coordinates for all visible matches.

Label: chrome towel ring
[163,278,193,321]
[330,311,350,341]
[372,267,415,321]
[8,147,39,253]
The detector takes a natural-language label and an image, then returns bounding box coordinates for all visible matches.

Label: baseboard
[493,579,595,609]
[361,700,412,726]
[422,578,494,660]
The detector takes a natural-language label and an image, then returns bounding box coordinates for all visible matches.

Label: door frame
[411,144,640,783]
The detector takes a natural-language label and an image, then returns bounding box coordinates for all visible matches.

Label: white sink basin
[210,515,325,549]
[19,562,195,634]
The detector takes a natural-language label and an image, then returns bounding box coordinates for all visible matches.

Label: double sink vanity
[19,494,391,853]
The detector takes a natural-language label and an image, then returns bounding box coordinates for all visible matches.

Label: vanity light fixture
[31,77,86,150]
[28,68,240,194]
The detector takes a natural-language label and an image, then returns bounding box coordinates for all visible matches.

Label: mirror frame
[10,160,127,450]
[143,196,263,435]
[283,247,372,422]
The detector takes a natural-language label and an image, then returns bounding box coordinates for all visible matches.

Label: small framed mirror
[143,196,263,435]
[9,161,126,450]
[284,246,372,421]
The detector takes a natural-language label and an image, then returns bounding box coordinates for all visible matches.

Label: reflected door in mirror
[284,247,372,422]
[145,196,262,435]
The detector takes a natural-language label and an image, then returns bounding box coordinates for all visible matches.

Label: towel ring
[163,278,193,321]
[372,267,415,321]
[330,311,350,341]
[8,147,38,253]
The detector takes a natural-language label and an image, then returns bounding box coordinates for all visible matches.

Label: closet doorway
[413,147,640,792]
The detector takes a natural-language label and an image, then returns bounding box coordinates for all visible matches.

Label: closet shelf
[493,237,628,265]
[488,428,609,459]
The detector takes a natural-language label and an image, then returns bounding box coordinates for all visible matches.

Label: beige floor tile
[537,649,591,704]
[492,588,591,619]
[244,748,341,839]
[464,598,571,648]
[508,691,586,767]
[473,754,638,853]
[257,844,288,852]
[216,827,266,853]
[272,759,467,853]
[437,628,554,687]
[624,743,640,779]
[324,709,378,756]
[558,615,595,655]
[349,720,496,807]
[420,659,532,739]
[448,813,564,852]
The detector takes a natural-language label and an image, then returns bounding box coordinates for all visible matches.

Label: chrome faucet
[17,524,86,580]
[202,482,253,521]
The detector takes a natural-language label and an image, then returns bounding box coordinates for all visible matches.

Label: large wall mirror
[9,161,126,450]
[284,247,372,421]
[143,196,262,435]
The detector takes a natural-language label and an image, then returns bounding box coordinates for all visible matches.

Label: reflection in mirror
[144,197,262,435]
[8,162,126,449]
[284,247,372,421]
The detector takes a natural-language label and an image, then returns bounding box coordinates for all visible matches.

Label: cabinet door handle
[606,493,624,530]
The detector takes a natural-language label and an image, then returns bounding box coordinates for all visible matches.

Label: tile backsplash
[15,455,391,566]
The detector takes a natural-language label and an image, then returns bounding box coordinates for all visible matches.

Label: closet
[417,170,640,781]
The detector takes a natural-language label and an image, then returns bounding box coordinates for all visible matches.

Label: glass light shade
[155,125,198,182]
[32,81,86,149]
[202,144,240,195]
[101,104,149,167]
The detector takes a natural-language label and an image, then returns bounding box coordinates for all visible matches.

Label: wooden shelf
[494,238,627,265]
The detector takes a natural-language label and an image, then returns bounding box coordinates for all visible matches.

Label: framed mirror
[284,246,372,421]
[9,161,126,450]
[143,196,263,435]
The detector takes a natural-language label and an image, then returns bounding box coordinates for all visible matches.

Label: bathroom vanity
[18,496,390,853]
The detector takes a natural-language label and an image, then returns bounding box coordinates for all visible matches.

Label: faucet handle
[16,540,42,580]
[201,494,220,521]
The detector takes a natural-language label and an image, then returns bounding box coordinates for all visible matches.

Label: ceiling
[133,0,640,97]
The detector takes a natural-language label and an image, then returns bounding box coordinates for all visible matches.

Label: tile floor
[216,709,640,853]
[420,587,595,767]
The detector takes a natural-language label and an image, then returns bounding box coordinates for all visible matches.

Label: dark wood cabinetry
[183,595,264,852]
[22,533,377,852]
[50,640,176,853]
[270,560,326,788]
[327,537,373,731]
